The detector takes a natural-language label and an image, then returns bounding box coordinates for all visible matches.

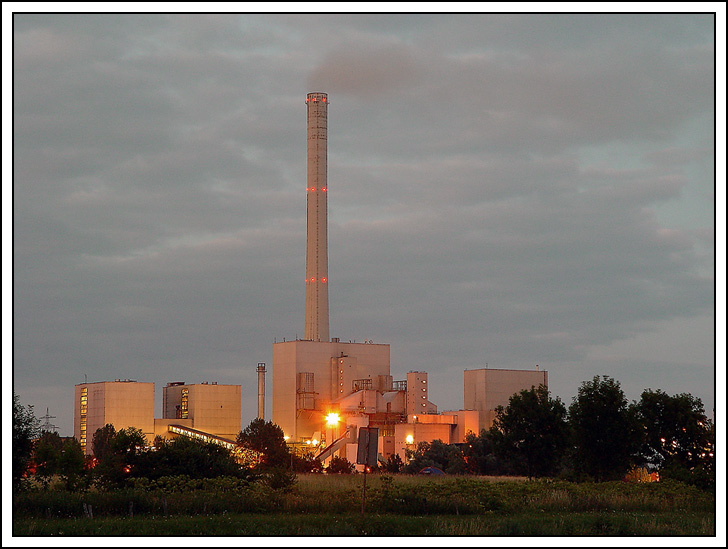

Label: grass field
[12,474,716,537]
[15,510,715,537]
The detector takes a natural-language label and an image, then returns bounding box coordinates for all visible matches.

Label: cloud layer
[11,13,716,434]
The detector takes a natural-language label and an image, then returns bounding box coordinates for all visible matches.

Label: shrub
[326,455,356,474]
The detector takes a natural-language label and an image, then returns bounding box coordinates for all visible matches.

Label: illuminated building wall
[395,421,452,461]
[74,380,155,455]
[406,371,437,416]
[272,339,391,442]
[74,379,242,455]
[162,381,241,440]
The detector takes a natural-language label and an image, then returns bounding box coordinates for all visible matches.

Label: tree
[13,392,40,488]
[111,427,148,461]
[461,429,515,476]
[93,426,148,488]
[568,376,642,481]
[403,440,466,474]
[637,389,711,469]
[636,389,714,489]
[91,424,117,461]
[489,385,569,479]
[292,450,324,473]
[33,431,64,486]
[58,438,88,491]
[134,435,245,480]
[383,453,404,473]
[326,455,356,474]
[236,418,290,469]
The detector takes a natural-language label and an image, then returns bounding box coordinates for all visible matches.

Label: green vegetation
[490,384,568,479]
[13,475,714,536]
[12,376,716,537]
[13,392,40,490]
[13,510,715,537]
[236,418,290,468]
[568,375,644,481]
[404,438,467,474]
[325,454,356,474]
[636,388,715,490]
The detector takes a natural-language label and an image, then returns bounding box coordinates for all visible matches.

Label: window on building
[181,388,189,419]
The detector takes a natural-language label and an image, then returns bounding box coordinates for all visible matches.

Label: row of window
[79,388,88,451]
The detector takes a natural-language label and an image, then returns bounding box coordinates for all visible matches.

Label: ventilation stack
[257,362,266,420]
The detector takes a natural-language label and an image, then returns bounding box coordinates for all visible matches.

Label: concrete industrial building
[74,379,241,455]
[271,92,550,467]
[464,368,548,429]
[161,381,241,440]
[74,380,155,455]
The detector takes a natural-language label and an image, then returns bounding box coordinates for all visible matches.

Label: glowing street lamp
[404,434,415,465]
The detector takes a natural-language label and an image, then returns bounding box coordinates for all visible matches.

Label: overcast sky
[7,10,722,437]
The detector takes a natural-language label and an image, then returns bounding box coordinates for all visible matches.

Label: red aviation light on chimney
[322,277,327,283]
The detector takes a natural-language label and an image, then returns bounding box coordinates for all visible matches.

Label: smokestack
[257,362,266,420]
[304,92,329,342]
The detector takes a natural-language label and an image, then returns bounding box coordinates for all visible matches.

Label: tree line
[395,376,714,490]
[12,375,715,492]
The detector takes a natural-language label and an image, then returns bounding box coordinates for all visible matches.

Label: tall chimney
[304,92,330,342]
[257,362,266,420]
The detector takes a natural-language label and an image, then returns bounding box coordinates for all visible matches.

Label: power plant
[73,92,548,466]
[269,92,548,466]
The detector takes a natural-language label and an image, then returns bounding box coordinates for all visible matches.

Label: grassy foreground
[13,474,715,537]
[15,510,715,536]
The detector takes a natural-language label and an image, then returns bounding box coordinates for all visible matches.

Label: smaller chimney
[257,363,266,420]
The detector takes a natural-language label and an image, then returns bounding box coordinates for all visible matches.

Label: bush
[326,455,356,474]
[262,467,297,491]
[292,451,323,473]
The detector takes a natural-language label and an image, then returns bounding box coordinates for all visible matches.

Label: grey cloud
[11,14,715,435]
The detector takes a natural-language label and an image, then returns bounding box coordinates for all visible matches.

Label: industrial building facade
[465,368,549,429]
[74,380,241,455]
[74,380,155,455]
